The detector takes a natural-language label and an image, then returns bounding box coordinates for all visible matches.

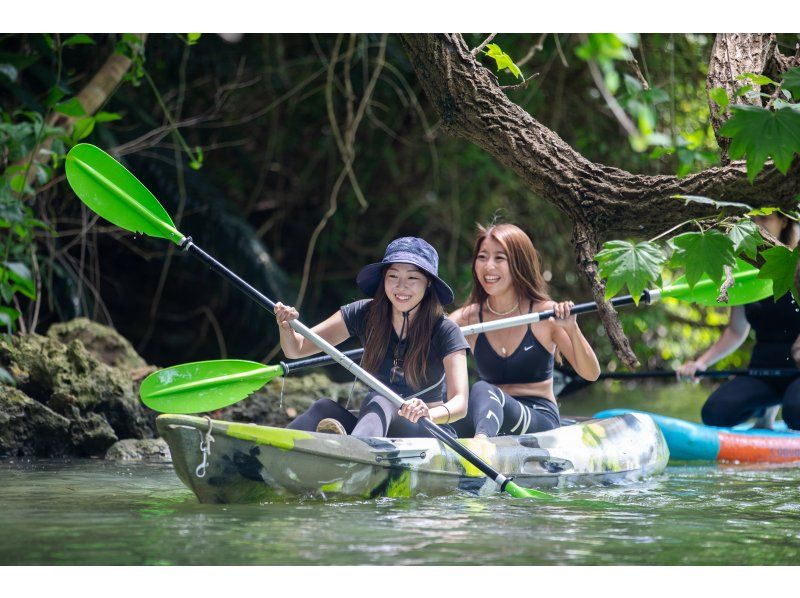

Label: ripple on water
[1,459,799,565]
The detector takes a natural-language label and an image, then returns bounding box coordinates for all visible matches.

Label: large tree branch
[399,33,800,365]
[399,34,799,240]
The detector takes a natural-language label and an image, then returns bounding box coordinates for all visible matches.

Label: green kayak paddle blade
[140,359,284,414]
[662,258,772,307]
[504,481,555,500]
[65,144,185,246]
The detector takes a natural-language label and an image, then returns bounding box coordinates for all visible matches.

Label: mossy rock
[48,318,147,371]
[0,326,155,458]
[0,385,71,458]
[106,438,171,462]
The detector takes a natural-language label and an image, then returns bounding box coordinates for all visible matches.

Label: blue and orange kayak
[594,409,800,463]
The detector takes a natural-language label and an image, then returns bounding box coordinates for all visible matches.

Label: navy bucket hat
[356,237,455,305]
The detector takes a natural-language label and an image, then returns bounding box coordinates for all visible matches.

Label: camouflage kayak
[157,412,669,502]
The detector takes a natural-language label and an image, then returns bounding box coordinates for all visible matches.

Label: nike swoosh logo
[523,345,534,351]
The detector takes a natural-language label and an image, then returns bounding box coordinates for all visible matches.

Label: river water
[2,382,799,566]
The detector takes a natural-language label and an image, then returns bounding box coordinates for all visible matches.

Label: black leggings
[286,393,457,439]
[451,380,560,438]
[702,375,800,429]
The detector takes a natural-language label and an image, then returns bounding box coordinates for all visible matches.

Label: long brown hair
[466,223,551,308]
[361,269,445,390]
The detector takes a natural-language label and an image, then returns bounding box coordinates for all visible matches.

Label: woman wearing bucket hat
[275,237,470,438]
[449,223,600,438]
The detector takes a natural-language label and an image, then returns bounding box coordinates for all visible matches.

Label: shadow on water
[1,380,799,565]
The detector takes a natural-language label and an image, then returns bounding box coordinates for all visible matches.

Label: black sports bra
[473,301,554,384]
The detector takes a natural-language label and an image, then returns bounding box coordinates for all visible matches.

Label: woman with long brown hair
[450,223,600,437]
[275,237,469,437]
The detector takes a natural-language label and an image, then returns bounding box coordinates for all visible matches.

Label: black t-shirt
[744,293,800,368]
[340,299,469,402]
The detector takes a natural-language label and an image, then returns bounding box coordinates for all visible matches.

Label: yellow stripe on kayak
[456,439,497,477]
[226,423,313,450]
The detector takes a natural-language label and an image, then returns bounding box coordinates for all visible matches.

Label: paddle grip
[282,348,364,374]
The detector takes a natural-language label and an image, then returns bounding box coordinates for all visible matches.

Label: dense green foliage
[1,33,799,372]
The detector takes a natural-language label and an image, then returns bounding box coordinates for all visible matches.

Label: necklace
[486,297,519,316]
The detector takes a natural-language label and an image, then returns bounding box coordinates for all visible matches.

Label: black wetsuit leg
[701,376,783,427]
[467,380,560,437]
[780,377,800,430]
[286,398,358,432]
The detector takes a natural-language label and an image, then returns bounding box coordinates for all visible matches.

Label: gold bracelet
[442,403,451,424]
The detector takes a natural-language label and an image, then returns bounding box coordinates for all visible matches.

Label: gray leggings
[286,392,456,438]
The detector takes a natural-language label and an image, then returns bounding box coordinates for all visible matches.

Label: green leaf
[0,306,20,330]
[595,240,666,305]
[72,117,96,141]
[736,72,777,87]
[709,87,729,110]
[719,105,800,182]
[189,146,204,170]
[726,219,762,259]
[62,34,95,47]
[781,67,800,100]
[735,84,754,98]
[93,111,122,123]
[187,33,202,45]
[758,246,800,303]
[484,44,522,79]
[1,261,35,299]
[44,86,67,107]
[54,97,86,117]
[671,230,736,288]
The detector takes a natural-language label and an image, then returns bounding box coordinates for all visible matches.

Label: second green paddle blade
[663,258,773,307]
[65,144,185,246]
[140,359,283,414]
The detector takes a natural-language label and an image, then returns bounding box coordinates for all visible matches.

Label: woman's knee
[470,380,495,396]
[358,393,396,416]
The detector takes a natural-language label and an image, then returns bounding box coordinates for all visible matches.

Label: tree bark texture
[399,33,800,366]
[706,33,772,161]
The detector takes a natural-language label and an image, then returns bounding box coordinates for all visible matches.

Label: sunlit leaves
[670,230,736,288]
[596,240,666,304]
[709,87,729,110]
[575,33,635,63]
[726,219,761,259]
[719,105,800,182]
[484,44,522,79]
[736,72,777,87]
[757,246,800,303]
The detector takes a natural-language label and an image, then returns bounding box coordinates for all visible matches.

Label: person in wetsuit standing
[677,213,800,430]
[449,223,601,437]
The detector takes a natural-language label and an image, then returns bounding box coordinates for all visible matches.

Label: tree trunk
[706,33,773,162]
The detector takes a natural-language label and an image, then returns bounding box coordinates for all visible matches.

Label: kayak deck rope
[196,416,215,478]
